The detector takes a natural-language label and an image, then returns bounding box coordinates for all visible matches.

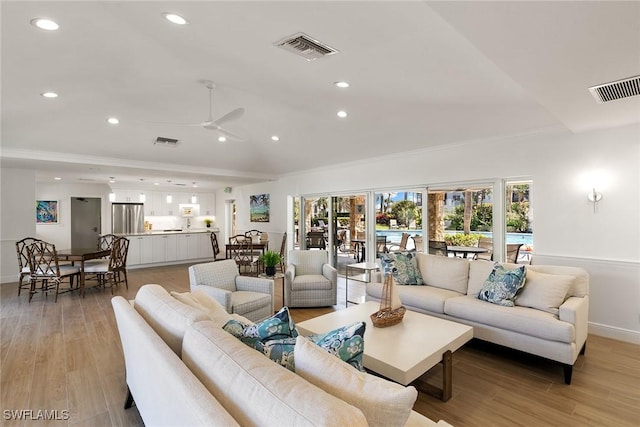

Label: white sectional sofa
[366,253,589,384]
[112,284,453,426]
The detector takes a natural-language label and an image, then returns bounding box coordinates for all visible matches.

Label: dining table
[447,245,489,259]
[225,241,269,260]
[57,247,110,297]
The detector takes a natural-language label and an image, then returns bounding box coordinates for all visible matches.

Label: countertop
[116,228,219,236]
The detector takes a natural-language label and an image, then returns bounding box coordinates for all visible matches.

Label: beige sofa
[112,284,453,426]
[366,254,589,384]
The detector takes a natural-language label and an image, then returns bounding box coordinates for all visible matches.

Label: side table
[258,272,285,311]
[345,262,380,307]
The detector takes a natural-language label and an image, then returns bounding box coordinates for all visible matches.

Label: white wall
[228,123,640,343]
[35,182,112,249]
[1,168,36,283]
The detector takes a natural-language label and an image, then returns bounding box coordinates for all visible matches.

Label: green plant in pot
[259,250,281,276]
[204,219,212,228]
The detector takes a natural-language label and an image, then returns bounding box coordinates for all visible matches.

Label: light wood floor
[1,264,639,426]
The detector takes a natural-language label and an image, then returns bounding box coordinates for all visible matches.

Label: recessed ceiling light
[31,18,59,31]
[192,182,197,188]
[106,117,120,125]
[108,177,116,183]
[54,177,62,180]
[337,110,348,118]
[334,81,349,88]
[162,13,188,25]
[41,92,58,98]
[154,182,160,186]
[218,136,227,142]
[271,135,280,141]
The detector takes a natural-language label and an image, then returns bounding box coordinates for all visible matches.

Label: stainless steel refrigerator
[112,202,144,234]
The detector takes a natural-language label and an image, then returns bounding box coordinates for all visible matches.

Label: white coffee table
[297,301,473,401]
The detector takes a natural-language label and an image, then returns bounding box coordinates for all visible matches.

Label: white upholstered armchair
[284,250,337,307]
[188,260,273,322]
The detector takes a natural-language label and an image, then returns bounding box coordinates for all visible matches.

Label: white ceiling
[2,1,639,191]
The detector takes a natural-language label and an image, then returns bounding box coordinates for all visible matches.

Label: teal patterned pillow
[477,265,526,307]
[379,252,423,285]
[222,306,298,348]
[255,337,297,371]
[309,321,366,371]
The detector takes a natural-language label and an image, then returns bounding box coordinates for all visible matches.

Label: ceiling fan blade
[203,123,246,141]
[212,107,245,125]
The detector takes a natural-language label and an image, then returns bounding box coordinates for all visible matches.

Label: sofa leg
[563,364,573,385]
[124,386,135,409]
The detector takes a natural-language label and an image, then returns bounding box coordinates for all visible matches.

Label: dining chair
[277,233,287,273]
[376,235,388,256]
[506,243,523,263]
[15,237,41,296]
[84,237,130,294]
[306,231,326,250]
[209,232,226,261]
[388,232,409,252]
[98,234,118,251]
[476,237,493,261]
[27,240,81,302]
[411,235,423,252]
[229,235,258,276]
[428,240,449,257]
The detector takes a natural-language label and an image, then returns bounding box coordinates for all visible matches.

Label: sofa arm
[559,295,589,350]
[191,284,233,314]
[322,263,337,287]
[236,276,274,296]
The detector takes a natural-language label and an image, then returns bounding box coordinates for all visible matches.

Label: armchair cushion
[292,274,333,290]
[231,291,272,318]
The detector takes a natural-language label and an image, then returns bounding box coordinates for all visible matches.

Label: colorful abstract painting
[250,194,270,222]
[36,200,59,224]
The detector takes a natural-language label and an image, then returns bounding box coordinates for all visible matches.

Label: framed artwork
[36,200,59,224]
[250,193,270,222]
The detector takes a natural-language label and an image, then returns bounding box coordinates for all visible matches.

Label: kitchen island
[116,229,219,268]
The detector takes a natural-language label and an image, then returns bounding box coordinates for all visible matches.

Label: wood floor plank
[2,263,639,427]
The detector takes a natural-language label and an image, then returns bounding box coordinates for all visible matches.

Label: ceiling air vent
[275,32,339,61]
[589,75,640,103]
[154,137,179,147]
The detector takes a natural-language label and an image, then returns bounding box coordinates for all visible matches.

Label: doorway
[71,197,101,249]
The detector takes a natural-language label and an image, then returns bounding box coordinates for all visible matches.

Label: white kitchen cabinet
[127,235,153,265]
[151,234,178,262]
[199,193,215,216]
[176,234,196,260]
[197,232,213,259]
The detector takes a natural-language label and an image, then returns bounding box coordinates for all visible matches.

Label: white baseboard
[589,322,640,345]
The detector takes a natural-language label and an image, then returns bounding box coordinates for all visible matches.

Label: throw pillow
[295,336,417,427]
[255,337,297,372]
[477,265,526,307]
[222,305,298,347]
[378,252,423,285]
[515,269,574,315]
[308,321,366,371]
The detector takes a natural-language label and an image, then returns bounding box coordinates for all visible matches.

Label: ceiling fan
[150,80,246,141]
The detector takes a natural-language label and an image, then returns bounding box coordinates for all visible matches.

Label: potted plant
[204,219,212,228]
[259,250,281,276]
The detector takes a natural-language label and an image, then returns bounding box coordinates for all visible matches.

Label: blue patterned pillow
[255,337,297,372]
[308,321,366,371]
[477,265,526,306]
[379,252,423,285]
[222,306,298,348]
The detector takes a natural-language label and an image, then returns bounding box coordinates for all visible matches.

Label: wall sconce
[166,194,172,203]
[108,192,116,202]
[191,194,197,204]
[587,188,602,212]
[139,192,146,203]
